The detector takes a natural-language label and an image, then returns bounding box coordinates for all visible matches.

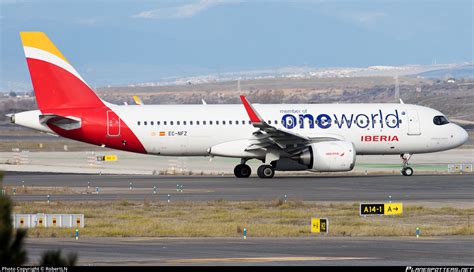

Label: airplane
[9,32,469,178]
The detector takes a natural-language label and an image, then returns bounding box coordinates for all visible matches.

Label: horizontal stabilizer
[132,95,144,105]
[39,114,82,130]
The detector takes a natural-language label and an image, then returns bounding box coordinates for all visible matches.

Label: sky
[0,0,472,90]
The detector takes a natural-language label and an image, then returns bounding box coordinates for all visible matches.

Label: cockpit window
[433,115,449,126]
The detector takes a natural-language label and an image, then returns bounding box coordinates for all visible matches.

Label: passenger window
[137,121,141,126]
[274,120,278,125]
[229,121,232,125]
[223,121,226,125]
[268,120,271,124]
[177,121,180,125]
[216,121,219,125]
[183,121,187,125]
[235,121,239,125]
[144,121,147,126]
[196,121,199,125]
[157,121,160,125]
[210,121,213,125]
[203,121,206,125]
[170,121,174,125]
[164,121,167,125]
[151,121,154,125]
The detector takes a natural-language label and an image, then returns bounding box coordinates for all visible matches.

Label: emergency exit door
[406,109,421,135]
[107,111,121,137]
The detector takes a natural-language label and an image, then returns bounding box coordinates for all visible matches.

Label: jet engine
[297,141,356,172]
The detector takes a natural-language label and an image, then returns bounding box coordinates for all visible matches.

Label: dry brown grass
[12,199,474,238]
[4,185,75,195]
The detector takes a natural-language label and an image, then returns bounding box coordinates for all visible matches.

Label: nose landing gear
[400,153,414,176]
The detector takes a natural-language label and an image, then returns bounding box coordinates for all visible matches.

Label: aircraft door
[406,109,421,135]
[107,110,121,137]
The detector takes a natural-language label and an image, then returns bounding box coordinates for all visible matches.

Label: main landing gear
[233,160,276,179]
[400,153,414,176]
[257,164,275,179]
[234,162,251,178]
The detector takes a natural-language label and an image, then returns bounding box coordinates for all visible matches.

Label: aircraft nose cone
[459,126,469,145]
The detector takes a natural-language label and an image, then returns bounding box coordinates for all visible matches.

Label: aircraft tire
[401,167,413,176]
[257,165,275,179]
[234,164,251,178]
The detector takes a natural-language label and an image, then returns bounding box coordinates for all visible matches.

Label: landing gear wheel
[234,164,251,178]
[257,165,275,179]
[401,167,413,176]
[400,154,413,177]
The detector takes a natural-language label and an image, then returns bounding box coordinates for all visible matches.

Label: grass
[12,199,474,238]
[4,185,75,195]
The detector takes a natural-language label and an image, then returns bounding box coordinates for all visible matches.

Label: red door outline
[107,111,121,137]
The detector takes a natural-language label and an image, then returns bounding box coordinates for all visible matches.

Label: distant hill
[416,64,474,79]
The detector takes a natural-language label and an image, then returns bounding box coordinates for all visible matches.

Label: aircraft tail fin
[20,32,104,111]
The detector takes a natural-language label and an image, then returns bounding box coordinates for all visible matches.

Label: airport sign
[311,218,328,233]
[104,155,118,161]
[360,203,403,216]
[97,155,118,161]
[384,203,403,215]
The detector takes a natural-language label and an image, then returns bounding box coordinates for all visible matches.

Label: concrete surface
[4,172,474,203]
[24,236,474,266]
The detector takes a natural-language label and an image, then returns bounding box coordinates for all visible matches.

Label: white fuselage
[109,103,468,157]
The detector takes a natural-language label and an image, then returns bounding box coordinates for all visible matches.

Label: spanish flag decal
[159,131,165,136]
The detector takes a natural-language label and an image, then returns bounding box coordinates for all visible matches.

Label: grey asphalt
[24,237,474,266]
[3,172,474,202]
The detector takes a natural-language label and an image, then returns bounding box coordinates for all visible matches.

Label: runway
[3,172,474,202]
[24,236,474,266]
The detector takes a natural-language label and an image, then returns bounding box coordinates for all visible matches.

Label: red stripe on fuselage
[25,58,147,154]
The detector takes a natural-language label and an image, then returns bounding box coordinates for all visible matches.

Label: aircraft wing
[240,96,339,154]
[39,114,82,130]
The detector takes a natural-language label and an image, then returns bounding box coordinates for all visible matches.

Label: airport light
[167,194,170,203]
[129,182,133,190]
[96,186,99,194]
[87,181,90,190]
[22,180,25,188]
[243,228,247,239]
[13,188,16,195]
[416,227,421,238]
[153,185,157,194]
[47,194,50,205]
[75,229,79,240]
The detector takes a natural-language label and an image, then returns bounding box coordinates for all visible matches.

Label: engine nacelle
[298,141,356,172]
